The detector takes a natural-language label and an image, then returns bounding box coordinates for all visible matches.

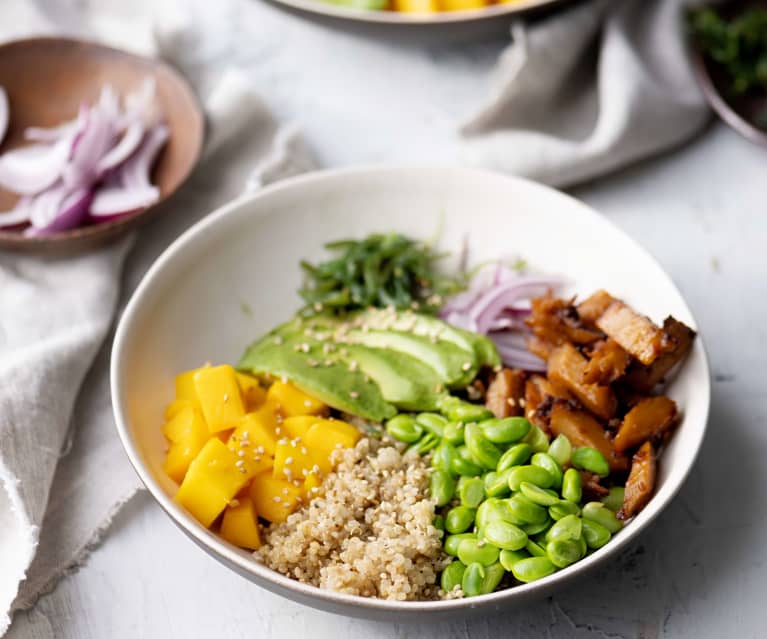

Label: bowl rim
[111,165,710,613]
[0,36,204,250]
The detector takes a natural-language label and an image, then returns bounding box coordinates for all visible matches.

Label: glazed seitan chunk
[576,289,617,325]
[527,294,603,346]
[596,301,674,366]
[614,396,677,453]
[618,441,657,520]
[624,317,696,391]
[486,368,527,418]
[583,339,631,385]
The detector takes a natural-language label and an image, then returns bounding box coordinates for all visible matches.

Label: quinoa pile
[256,437,451,600]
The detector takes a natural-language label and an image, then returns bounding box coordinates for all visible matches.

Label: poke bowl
[111,166,710,620]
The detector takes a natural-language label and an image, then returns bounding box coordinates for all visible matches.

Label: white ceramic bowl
[111,167,710,621]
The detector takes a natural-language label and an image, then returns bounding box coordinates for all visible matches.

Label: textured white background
[5,0,767,636]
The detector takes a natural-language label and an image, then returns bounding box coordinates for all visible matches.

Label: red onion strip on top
[0,87,8,146]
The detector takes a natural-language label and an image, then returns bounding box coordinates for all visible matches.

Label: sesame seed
[238,468,247,473]
[273,336,284,345]
[348,360,358,372]
[434,384,444,394]
[273,496,282,502]
[285,457,294,465]
[310,487,320,493]
[312,464,321,473]
[235,460,245,467]
[237,450,245,457]
[461,362,472,372]
[223,393,229,402]
[507,398,517,407]
[282,488,290,495]
[301,447,308,455]
[349,391,359,399]
[314,303,323,312]
[307,358,319,368]
[519,398,526,408]
[335,443,343,449]
[256,446,265,454]
[229,499,240,507]
[302,468,309,476]
[275,427,282,435]
[304,399,313,407]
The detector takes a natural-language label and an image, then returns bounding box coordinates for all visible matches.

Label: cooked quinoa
[256,437,451,601]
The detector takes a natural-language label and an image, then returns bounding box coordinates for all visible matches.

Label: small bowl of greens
[111,166,710,621]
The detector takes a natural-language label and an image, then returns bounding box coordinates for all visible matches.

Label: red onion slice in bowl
[97,119,145,175]
[0,136,74,195]
[90,185,159,219]
[25,187,93,236]
[0,86,8,145]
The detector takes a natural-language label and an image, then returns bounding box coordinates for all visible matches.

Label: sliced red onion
[470,277,563,335]
[63,101,116,188]
[96,118,145,175]
[118,123,168,188]
[25,119,78,143]
[493,343,547,373]
[90,185,159,218]
[0,135,74,195]
[0,87,8,146]
[25,187,92,236]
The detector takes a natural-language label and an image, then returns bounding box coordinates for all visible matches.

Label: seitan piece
[596,301,674,366]
[614,396,677,453]
[486,368,526,418]
[576,290,617,325]
[583,339,631,385]
[618,441,656,520]
[624,317,696,391]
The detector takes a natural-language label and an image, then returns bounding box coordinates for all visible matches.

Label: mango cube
[236,372,267,411]
[302,470,323,500]
[273,437,317,482]
[228,412,278,457]
[304,419,361,456]
[164,398,195,421]
[193,365,246,433]
[175,438,255,527]
[175,367,205,402]
[162,405,206,443]
[267,380,326,417]
[281,415,323,440]
[249,472,302,523]
[220,497,261,550]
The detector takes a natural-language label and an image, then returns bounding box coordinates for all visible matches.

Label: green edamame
[476,498,524,529]
[581,518,611,549]
[432,441,459,475]
[385,415,423,443]
[519,482,560,507]
[561,468,582,504]
[439,397,493,423]
[408,432,440,455]
[531,452,563,489]
[451,446,484,476]
[601,486,625,512]
[522,424,550,453]
[484,469,512,497]
[416,412,447,437]
[525,538,547,558]
[457,537,501,566]
[461,562,486,597]
[571,447,610,478]
[511,556,556,582]
[507,465,555,491]
[548,434,572,467]
[481,520,528,551]
[480,561,506,594]
[444,533,476,556]
[547,538,582,568]
[508,494,549,525]
[459,476,486,508]
[445,505,477,534]
[440,560,466,593]
[545,514,582,543]
[582,502,623,533]
[499,548,529,571]
[434,514,445,531]
[464,423,503,470]
[549,500,580,521]
[481,417,530,444]
[430,469,456,507]
[443,421,465,446]
[497,443,533,472]
[521,518,553,536]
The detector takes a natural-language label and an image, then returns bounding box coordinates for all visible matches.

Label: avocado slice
[238,326,396,422]
[343,329,478,389]
[339,344,446,411]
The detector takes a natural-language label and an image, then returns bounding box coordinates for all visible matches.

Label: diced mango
[162,405,207,443]
[193,365,246,433]
[216,428,235,443]
[440,0,485,9]
[302,470,323,500]
[249,472,302,523]
[175,438,256,527]
[175,367,206,402]
[164,398,195,421]
[394,0,438,11]
[220,497,261,550]
[267,380,326,417]
[304,419,361,455]
[281,415,324,440]
[273,437,317,482]
[228,412,278,457]
[236,372,267,411]
[164,430,208,483]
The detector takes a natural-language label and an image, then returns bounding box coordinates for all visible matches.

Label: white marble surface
[7,1,767,636]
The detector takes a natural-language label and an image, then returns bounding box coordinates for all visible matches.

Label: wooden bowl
[0,37,204,254]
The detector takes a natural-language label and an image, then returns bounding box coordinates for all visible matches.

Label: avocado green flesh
[341,344,445,411]
[238,330,396,422]
[460,330,501,368]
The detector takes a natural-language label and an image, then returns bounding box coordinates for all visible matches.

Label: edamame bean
[545,514,582,543]
[416,412,448,437]
[408,432,440,455]
[508,495,549,525]
[459,477,486,508]
[439,397,493,423]
[571,447,610,478]
[601,486,625,512]
[519,482,560,507]
[497,443,533,472]
[511,556,556,583]
[531,452,563,490]
[548,434,572,467]
[461,562,486,597]
[547,538,582,568]
[481,561,506,594]
[444,533,476,556]
[499,548,529,571]
[549,500,581,520]
[440,560,466,593]
[432,441,459,475]
[445,506,477,534]
[465,423,503,470]
[481,417,531,444]
[582,502,623,533]
[443,421,465,446]
[385,415,423,443]
[451,446,484,476]
[431,469,456,507]
[481,520,528,551]
[434,514,445,531]
[484,469,512,497]
[522,424,550,453]
[581,518,611,549]
[525,539,547,558]
[476,498,524,529]
[457,537,501,566]
[507,465,555,491]
[561,468,582,504]
[522,518,553,536]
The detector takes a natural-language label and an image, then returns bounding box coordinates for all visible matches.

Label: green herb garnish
[689,7,767,95]
[299,233,464,316]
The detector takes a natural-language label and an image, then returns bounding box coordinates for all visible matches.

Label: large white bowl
[111,167,710,621]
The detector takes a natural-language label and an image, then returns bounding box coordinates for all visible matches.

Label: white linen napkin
[1,0,707,633]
